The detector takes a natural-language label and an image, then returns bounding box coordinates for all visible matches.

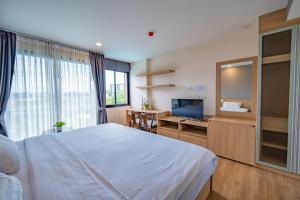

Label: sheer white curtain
[59,58,97,130]
[5,36,96,141]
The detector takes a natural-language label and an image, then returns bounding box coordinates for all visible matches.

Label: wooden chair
[129,111,142,129]
[140,113,157,133]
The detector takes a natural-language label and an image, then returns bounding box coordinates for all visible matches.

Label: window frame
[105,70,130,108]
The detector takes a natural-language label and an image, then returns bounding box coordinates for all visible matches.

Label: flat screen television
[171,99,204,120]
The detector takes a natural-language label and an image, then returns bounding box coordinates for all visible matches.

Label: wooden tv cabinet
[157,116,210,148]
[158,115,256,166]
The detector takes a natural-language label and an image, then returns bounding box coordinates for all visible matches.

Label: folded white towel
[220,107,248,112]
[222,101,242,109]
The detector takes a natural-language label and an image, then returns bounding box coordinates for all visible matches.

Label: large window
[5,38,97,141]
[105,70,129,107]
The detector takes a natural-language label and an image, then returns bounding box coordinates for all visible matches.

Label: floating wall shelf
[136,84,175,89]
[136,69,175,77]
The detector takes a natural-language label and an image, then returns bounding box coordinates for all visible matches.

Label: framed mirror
[216,56,257,119]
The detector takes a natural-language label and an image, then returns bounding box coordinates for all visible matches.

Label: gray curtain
[89,52,107,124]
[0,30,16,136]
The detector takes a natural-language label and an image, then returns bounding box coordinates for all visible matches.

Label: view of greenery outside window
[105,70,115,105]
[105,70,129,107]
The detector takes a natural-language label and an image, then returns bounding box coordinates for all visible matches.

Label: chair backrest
[140,113,149,128]
[130,112,141,127]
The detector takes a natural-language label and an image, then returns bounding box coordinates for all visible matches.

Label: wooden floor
[207,158,300,200]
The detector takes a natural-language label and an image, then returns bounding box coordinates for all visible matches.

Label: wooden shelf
[180,128,207,139]
[181,120,208,128]
[158,115,210,148]
[261,142,287,150]
[261,116,288,133]
[136,69,175,77]
[159,124,178,131]
[136,84,175,89]
[262,54,290,64]
[159,116,185,123]
[260,153,286,167]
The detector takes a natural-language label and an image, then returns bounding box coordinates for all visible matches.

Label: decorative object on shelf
[142,97,152,110]
[53,121,66,132]
[189,84,208,99]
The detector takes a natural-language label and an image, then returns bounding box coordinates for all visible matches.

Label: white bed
[15,123,217,200]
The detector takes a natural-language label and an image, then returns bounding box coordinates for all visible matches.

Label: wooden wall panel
[259,8,300,33]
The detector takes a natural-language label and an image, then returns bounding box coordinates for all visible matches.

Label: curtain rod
[0,27,102,54]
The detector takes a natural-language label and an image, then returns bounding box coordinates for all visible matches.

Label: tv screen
[172,99,203,119]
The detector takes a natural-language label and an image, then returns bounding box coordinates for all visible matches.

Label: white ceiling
[0,0,288,62]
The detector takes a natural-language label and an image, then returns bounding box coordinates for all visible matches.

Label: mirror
[216,57,257,119]
[221,60,253,112]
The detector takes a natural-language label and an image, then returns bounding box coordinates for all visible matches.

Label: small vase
[56,127,62,132]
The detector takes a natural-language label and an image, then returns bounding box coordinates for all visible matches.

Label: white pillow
[222,101,242,109]
[0,172,22,200]
[0,134,20,175]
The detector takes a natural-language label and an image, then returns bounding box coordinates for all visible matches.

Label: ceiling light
[96,42,102,47]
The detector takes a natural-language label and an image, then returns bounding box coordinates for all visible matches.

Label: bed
[15,123,217,200]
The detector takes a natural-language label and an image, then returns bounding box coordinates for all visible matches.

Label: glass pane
[60,61,97,129]
[220,61,253,113]
[262,30,291,57]
[5,54,58,141]
[5,53,98,141]
[105,70,115,105]
[116,72,128,105]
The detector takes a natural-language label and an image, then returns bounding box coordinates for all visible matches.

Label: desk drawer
[157,128,179,139]
[179,133,207,147]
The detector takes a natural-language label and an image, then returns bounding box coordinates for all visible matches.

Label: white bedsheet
[15,123,217,200]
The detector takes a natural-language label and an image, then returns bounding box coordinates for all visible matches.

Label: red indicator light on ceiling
[148,31,155,37]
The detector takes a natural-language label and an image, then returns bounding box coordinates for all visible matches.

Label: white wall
[130,60,148,109]
[130,21,259,115]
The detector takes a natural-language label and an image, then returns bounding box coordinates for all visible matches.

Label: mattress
[15,123,217,200]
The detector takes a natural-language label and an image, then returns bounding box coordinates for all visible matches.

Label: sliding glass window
[105,70,129,107]
[5,37,97,141]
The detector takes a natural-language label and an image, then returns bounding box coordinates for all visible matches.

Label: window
[105,70,129,107]
[5,39,97,141]
[59,60,97,129]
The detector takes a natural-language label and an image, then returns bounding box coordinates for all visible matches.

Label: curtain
[89,52,107,124]
[59,57,97,129]
[289,26,300,175]
[0,30,16,136]
[5,36,96,141]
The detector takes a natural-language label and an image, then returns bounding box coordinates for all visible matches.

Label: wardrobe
[257,10,300,174]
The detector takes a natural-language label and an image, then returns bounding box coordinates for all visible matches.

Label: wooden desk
[125,109,169,126]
